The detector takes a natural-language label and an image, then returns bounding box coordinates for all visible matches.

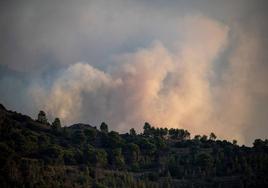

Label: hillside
[0,104,268,188]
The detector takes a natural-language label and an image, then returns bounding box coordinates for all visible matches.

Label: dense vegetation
[0,104,268,188]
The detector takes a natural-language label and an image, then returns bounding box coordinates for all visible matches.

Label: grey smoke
[0,0,268,145]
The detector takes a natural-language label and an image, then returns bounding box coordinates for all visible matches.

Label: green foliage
[95,149,108,167]
[253,139,268,151]
[126,143,140,164]
[196,153,213,168]
[111,148,125,168]
[11,130,38,153]
[0,105,268,188]
[63,148,77,165]
[200,135,208,142]
[129,128,136,136]
[100,122,108,133]
[72,130,86,145]
[139,138,156,155]
[93,182,108,188]
[39,145,64,164]
[83,145,95,165]
[154,136,166,149]
[52,117,61,130]
[37,110,48,124]
[168,128,190,140]
[194,135,201,140]
[143,122,152,138]
[107,131,124,148]
[84,128,97,143]
[209,132,217,141]
[0,142,14,166]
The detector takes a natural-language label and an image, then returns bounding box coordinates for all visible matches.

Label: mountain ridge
[0,104,267,188]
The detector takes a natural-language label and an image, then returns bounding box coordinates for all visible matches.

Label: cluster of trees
[37,111,61,130]
[143,122,190,141]
[0,107,268,188]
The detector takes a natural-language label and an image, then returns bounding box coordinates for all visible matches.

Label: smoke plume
[1,0,268,145]
[31,16,233,140]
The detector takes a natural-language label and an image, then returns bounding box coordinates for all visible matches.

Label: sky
[1,0,268,145]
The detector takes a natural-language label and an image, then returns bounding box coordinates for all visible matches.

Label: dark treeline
[0,104,268,188]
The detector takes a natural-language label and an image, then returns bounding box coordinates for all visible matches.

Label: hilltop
[0,104,267,188]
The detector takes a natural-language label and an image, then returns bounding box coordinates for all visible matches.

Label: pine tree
[37,111,48,124]
[52,117,61,130]
[100,122,108,133]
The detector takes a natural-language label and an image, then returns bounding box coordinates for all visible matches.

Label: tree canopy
[0,104,267,188]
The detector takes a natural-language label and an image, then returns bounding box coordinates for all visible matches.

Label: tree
[95,149,107,167]
[168,128,190,140]
[84,129,97,143]
[183,130,191,140]
[233,140,238,145]
[72,130,86,145]
[129,128,136,136]
[83,145,96,165]
[194,135,201,140]
[140,138,156,155]
[52,117,61,130]
[126,143,140,164]
[40,145,63,163]
[209,132,217,141]
[168,128,177,139]
[111,148,125,168]
[196,153,213,169]
[253,139,268,151]
[200,135,208,142]
[37,111,48,124]
[100,122,108,133]
[159,128,168,138]
[155,136,166,149]
[143,122,152,136]
[0,143,14,167]
[107,131,123,148]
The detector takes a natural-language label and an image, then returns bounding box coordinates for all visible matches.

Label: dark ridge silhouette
[0,103,267,188]
[69,123,96,130]
[0,103,6,111]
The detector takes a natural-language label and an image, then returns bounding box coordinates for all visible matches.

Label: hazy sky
[1,0,268,145]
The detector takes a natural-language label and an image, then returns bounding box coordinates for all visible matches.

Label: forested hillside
[0,104,267,188]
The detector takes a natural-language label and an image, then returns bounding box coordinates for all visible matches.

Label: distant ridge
[69,123,97,130]
[0,103,267,188]
[0,103,6,111]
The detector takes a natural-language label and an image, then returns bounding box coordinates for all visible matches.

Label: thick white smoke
[1,0,268,146]
[31,16,240,142]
